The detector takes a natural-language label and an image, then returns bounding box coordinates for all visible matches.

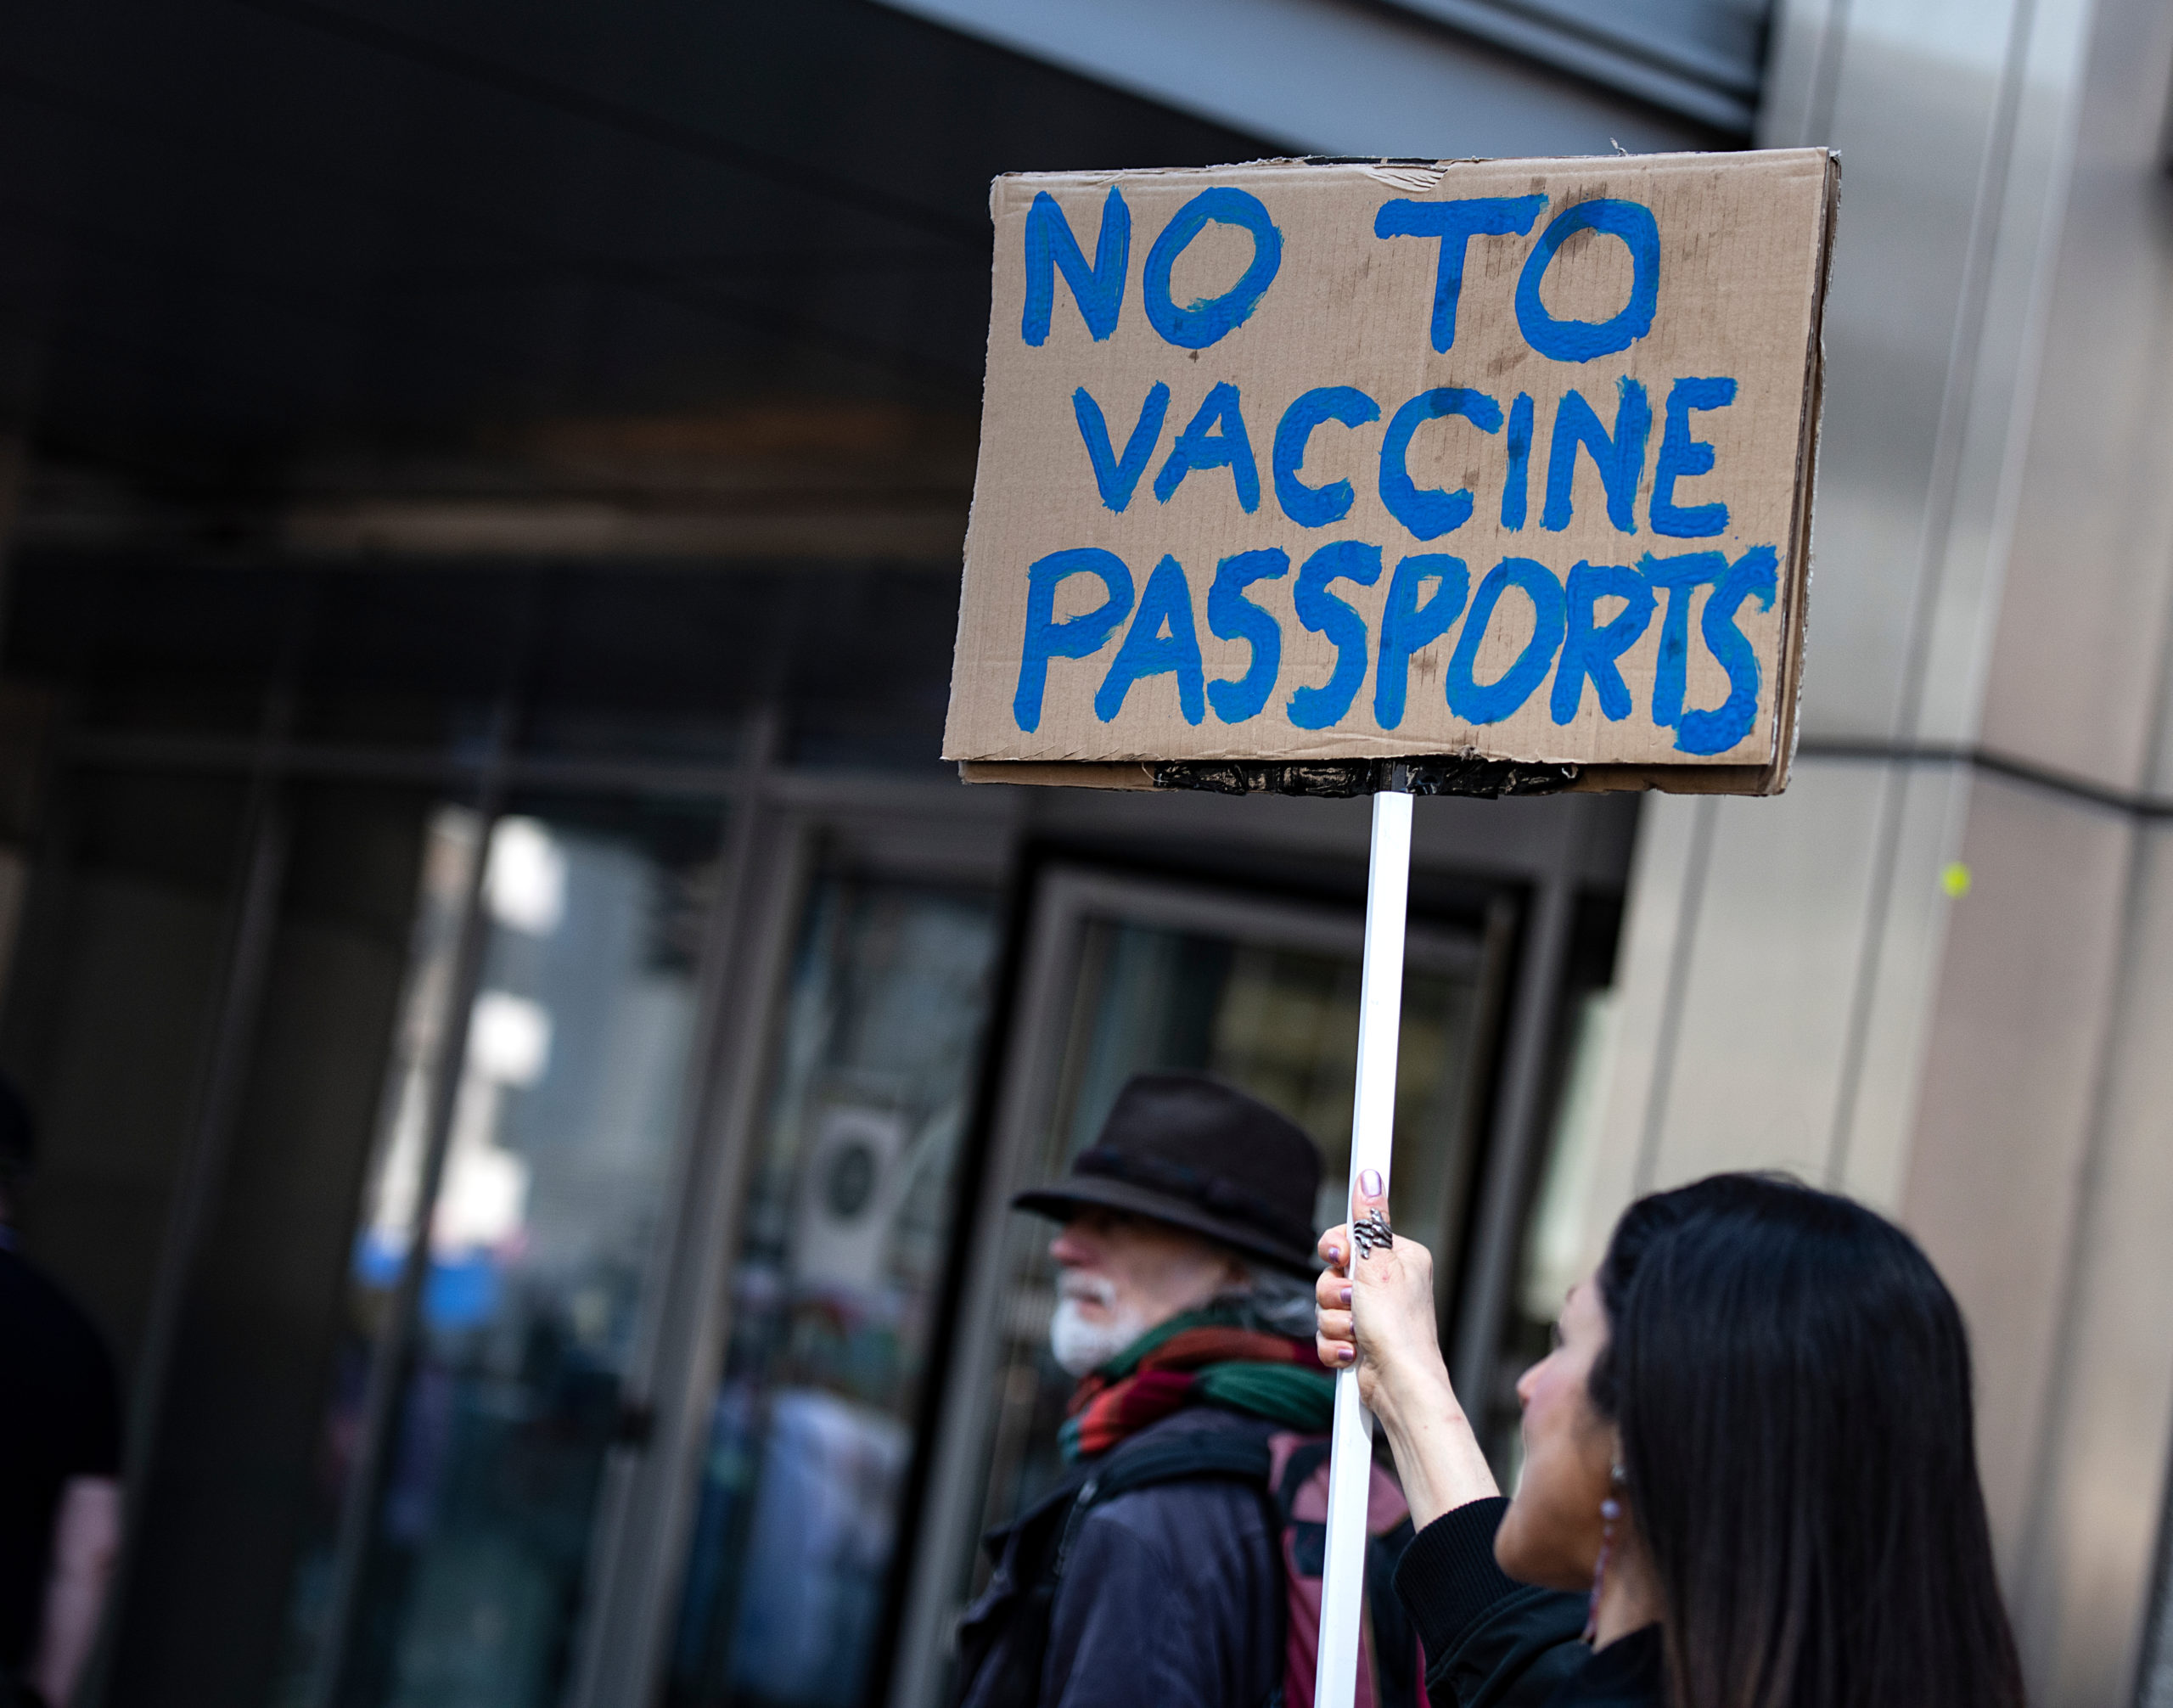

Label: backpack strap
[1090,1429,1277,1502]
[1274,1439,1334,1514]
[1048,1426,1277,1583]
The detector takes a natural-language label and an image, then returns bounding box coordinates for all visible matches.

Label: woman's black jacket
[1390,1497,1660,1707]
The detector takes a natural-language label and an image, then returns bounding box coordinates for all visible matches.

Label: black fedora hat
[1013,1071,1322,1275]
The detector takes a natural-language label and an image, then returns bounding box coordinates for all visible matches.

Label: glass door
[892,867,1507,1708]
[281,796,728,1708]
[662,867,1002,1708]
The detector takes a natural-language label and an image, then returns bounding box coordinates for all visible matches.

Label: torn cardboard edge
[957,757,1773,798]
[1769,149,1842,795]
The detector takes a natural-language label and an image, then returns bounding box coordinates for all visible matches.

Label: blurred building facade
[0,4,2165,1708]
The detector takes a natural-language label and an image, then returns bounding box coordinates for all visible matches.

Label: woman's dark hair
[1587,1173,2024,1708]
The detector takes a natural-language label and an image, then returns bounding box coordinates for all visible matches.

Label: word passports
[944,152,1837,794]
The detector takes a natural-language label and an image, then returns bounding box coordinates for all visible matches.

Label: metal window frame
[887,862,1510,1708]
[58,702,1026,1708]
[58,706,1596,1708]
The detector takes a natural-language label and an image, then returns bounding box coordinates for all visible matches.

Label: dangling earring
[1582,1464,1626,1643]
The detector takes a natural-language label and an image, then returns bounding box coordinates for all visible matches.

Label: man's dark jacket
[957,1408,1282,1708]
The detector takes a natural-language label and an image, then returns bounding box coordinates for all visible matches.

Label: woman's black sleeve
[1390,1497,1589,1708]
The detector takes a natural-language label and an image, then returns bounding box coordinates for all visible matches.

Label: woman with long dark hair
[1315,1171,2024,1708]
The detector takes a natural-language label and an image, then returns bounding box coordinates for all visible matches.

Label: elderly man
[954,1070,1333,1708]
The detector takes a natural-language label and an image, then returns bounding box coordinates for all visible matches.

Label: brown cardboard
[944,151,1836,795]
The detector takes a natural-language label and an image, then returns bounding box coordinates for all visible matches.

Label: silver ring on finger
[1351,1206,1393,1259]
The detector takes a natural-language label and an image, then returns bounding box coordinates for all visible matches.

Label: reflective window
[967,885,1493,1585]
[667,874,1000,1708]
[283,800,724,1708]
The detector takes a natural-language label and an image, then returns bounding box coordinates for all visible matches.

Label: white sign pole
[1314,785,1412,1708]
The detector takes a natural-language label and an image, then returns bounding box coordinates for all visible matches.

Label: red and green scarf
[1059,1305,1335,1461]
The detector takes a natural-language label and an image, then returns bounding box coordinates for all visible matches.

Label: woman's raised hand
[1317,1168,1499,1526]
[1314,1167,1446,1422]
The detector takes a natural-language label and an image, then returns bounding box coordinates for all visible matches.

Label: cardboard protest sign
[943,150,1836,795]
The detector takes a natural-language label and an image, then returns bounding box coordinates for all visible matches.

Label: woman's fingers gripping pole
[1349,1166,1393,1263]
[1321,1171,1493,1527]
[1315,1256,1355,1368]
[1316,1168,1394,1374]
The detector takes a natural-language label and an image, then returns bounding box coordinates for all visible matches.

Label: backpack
[952,1423,1429,1708]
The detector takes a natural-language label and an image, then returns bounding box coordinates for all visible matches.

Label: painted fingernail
[1326,1244,1343,1265]
[1360,1169,1383,1198]
[1339,1285,1353,1306]
[1338,1345,1356,1363]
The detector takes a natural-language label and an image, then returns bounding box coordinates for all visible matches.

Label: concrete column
[1577,0,2173,1700]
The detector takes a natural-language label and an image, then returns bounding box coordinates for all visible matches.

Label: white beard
[1049,1277,1150,1377]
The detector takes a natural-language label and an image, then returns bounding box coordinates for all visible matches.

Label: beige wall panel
[1832,761,1974,1211]
[1578,791,1710,1277]
[1639,760,1886,1190]
[1909,0,2095,751]
[1976,0,2173,790]
[1781,3,2019,742]
[1755,0,1838,158]
[2013,821,2173,1707]
[1726,0,2173,1682]
[1901,775,2130,1562]
[2158,666,2173,804]
[2157,661,2173,804]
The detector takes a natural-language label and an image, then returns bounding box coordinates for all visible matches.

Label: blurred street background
[0,3,2168,1707]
